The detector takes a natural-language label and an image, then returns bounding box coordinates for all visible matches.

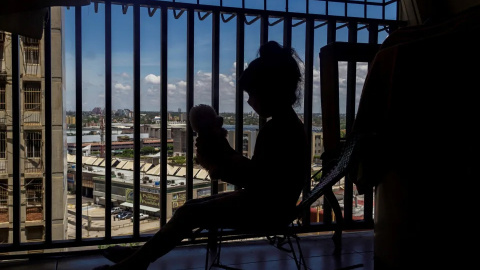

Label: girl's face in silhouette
[247,91,273,118]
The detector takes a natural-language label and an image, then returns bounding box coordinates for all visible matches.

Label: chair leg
[205,228,220,270]
[293,235,307,270]
[287,234,307,270]
[286,236,301,269]
[205,228,242,270]
[325,189,343,249]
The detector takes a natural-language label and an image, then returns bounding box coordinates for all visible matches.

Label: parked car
[131,213,149,222]
[111,207,122,214]
[117,211,132,220]
[115,211,126,219]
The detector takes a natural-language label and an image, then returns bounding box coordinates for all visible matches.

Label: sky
[64,0,396,113]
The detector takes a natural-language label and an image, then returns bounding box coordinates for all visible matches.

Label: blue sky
[64,1,395,113]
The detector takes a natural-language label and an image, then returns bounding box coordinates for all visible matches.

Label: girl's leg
[95,192,239,270]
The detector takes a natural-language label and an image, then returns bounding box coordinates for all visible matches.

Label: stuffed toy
[189,104,228,179]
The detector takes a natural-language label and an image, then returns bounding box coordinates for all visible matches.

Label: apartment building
[0,7,66,243]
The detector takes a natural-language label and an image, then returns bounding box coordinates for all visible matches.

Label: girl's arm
[196,136,255,188]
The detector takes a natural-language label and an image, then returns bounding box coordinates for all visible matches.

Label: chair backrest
[296,133,359,214]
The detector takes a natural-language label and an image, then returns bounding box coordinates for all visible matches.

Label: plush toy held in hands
[189,104,229,178]
[189,104,227,138]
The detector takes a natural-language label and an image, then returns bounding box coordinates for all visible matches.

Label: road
[67,195,161,239]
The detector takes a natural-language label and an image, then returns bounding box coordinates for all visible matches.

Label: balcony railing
[0,159,7,174]
[24,158,43,174]
[0,0,403,259]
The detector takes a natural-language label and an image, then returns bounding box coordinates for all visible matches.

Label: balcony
[0,230,374,270]
[2,0,398,265]
[1,1,478,270]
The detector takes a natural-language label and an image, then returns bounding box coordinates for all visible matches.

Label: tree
[168,156,186,165]
[116,149,134,158]
[140,146,157,155]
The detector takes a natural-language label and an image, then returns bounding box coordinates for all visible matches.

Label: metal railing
[0,0,403,258]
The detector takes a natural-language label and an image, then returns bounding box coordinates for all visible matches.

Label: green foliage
[312,170,323,182]
[168,156,186,165]
[98,242,141,250]
[140,146,158,155]
[115,149,134,158]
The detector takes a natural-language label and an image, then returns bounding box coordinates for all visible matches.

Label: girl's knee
[171,204,196,219]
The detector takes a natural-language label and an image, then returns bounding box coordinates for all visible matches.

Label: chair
[197,133,361,270]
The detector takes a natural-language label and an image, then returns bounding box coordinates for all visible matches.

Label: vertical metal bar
[44,7,53,244]
[302,17,314,226]
[235,13,245,160]
[346,24,358,128]
[211,10,220,195]
[364,0,368,19]
[260,14,269,49]
[363,22,379,225]
[160,7,168,226]
[396,0,399,22]
[75,6,83,241]
[133,3,141,238]
[322,19,337,224]
[382,0,386,20]
[368,23,379,44]
[327,19,336,43]
[186,8,194,200]
[344,22,358,224]
[259,14,268,129]
[212,11,220,114]
[345,0,348,17]
[105,0,113,239]
[11,33,21,247]
[283,15,292,49]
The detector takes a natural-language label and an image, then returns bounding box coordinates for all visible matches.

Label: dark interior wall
[398,0,480,26]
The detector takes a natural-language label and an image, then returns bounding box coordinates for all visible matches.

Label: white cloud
[121,72,130,79]
[114,83,132,91]
[141,64,240,112]
[177,81,187,87]
[145,74,160,84]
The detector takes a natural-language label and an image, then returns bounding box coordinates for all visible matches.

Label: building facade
[0,7,67,243]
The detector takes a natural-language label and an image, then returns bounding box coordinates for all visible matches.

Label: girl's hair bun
[258,41,291,63]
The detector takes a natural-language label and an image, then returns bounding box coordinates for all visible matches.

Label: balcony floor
[0,230,374,270]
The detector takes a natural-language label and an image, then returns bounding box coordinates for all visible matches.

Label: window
[25,131,42,158]
[24,82,41,111]
[24,45,40,65]
[0,180,7,208]
[22,37,39,45]
[25,179,43,207]
[0,84,5,110]
[0,34,4,70]
[22,37,40,65]
[0,131,5,159]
